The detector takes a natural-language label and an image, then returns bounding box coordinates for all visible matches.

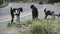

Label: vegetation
[7,23,16,28]
[0,0,3,5]
[6,19,60,34]
[0,0,8,8]
[31,19,58,34]
[1,0,60,5]
[48,0,60,4]
[0,4,8,8]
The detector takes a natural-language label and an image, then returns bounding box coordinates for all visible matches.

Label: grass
[21,20,32,26]
[7,23,16,28]
[6,19,60,34]
[0,3,8,8]
[31,19,59,34]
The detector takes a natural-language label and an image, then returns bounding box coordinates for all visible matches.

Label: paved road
[0,3,60,31]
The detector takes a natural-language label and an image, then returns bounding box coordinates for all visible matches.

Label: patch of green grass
[0,3,8,8]
[7,23,16,28]
[7,19,60,34]
[31,19,60,34]
[21,20,32,26]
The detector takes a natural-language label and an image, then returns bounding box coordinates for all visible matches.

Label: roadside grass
[7,23,16,28]
[7,19,60,34]
[0,3,8,8]
[21,20,32,26]
[31,19,59,34]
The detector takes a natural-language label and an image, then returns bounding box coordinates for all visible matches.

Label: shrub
[30,19,58,34]
[0,0,3,5]
[48,0,59,4]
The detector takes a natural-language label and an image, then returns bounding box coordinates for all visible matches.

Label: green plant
[7,23,16,28]
[0,3,8,8]
[48,0,59,4]
[21,20,32,26]
[7,19,60,34]
[30,19,58,34]
[0,0,3,5]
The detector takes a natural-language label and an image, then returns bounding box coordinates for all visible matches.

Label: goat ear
[20,8,23,12]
